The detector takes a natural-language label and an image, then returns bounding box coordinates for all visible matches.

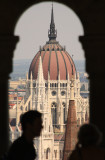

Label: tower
[63,78,77,160]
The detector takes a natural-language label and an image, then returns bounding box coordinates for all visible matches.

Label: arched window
[45,83,48,87]
[20,106,23,110]
[81,117,84,124]
[54,150,57,158]
[33,83,36,87]
[25,106,27,111]
[62,102,66,124]
[46,148,50,159]
[51,102,57,125]
[60,150,62,159]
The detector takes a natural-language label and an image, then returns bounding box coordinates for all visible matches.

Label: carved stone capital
[79,35,105,78]
[0,35,19,79]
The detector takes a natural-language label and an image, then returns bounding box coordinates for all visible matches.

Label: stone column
[0,35,19,157]
[79,35,105,147]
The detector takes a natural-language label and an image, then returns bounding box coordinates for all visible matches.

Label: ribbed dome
[29,43,76,80]
[29,5,76,80]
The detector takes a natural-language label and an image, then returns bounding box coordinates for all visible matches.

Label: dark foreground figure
[7,110,43,160]
[68,124,105,160]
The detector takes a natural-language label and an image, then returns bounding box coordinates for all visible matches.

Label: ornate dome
[29,5,76,80]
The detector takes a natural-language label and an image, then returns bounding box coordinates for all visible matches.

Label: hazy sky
[14,2,84,61]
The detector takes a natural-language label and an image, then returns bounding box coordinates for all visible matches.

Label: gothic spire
[51,3,54,24]
[48,3,57,41]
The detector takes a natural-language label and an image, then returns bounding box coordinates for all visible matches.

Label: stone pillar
[0,35,19,157]
[79,35,105,147]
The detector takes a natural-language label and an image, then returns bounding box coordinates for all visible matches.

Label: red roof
[29,43,76,80]
[9,104,15,106]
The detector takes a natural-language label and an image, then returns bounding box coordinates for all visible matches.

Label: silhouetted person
[68,123,105,160]
[7,110,43,160]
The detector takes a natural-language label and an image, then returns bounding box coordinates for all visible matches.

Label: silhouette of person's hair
[68,124,104,160]
[20,110,42,131]
[77,124,102,148]
[7,110,43,160]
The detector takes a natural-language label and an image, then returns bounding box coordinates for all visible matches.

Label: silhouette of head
[20,110,43,137]
[78,124,102,147]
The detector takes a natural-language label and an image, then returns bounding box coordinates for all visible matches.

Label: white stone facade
[9,56,89,160]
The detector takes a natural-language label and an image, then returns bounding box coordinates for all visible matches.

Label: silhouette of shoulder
[7,136,36,160]
[68,147,105,160]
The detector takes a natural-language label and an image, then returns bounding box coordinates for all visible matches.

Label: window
[25,106,27,111]
[52,83,54,87]
[33,83,36,87]
[52,91,56,96]
[54,150,57,158]
[51,102,57,125]
[45,83,48,87]
[60,150,62,159]
[61,91,65,96]
[62,102,66,124]
[46,148,50,159]
[20,106,23,110]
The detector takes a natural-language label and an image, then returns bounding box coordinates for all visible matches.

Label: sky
[14,2,84,61]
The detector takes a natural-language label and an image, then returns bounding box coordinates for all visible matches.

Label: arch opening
[8,2,89,160]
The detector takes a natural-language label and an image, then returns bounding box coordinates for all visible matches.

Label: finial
[70,78,74,100]
[39,46,41,56]
[52,1,53,8]
[48,3,57,41]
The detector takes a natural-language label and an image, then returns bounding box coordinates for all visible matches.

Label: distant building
[9,5,89,160]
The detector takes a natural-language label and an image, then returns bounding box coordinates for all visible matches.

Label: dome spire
[51,3,54,25]
[48,3,57,41]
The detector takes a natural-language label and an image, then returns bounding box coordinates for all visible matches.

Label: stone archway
[1,0,105,157]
